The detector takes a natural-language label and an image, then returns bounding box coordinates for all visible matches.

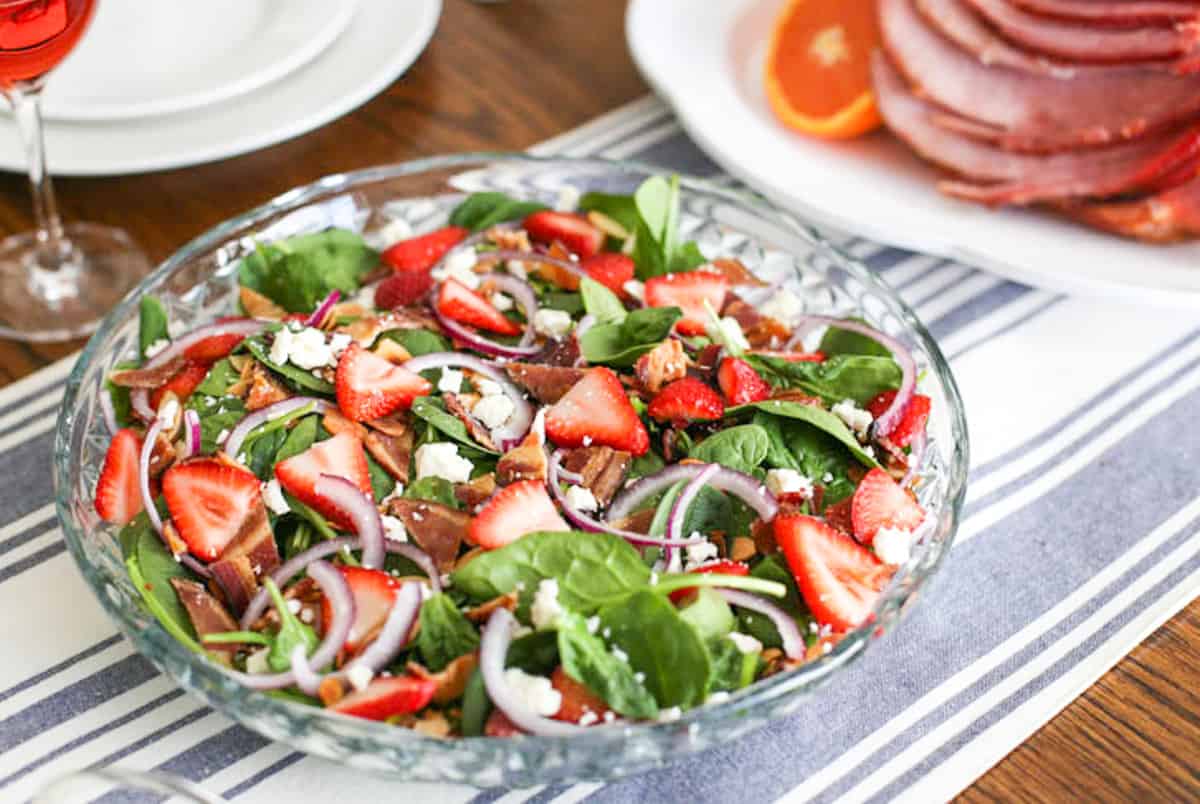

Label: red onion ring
[575,314,596,340]
[665,464,720,571]
[222,397,332,461]
[426,223,519,276]
[223,560,355,690]
[480,608,585,737]
[485,248,589,284]
[401,352,533,451]
[482,274,539,348]
[718,589,805,661]
[431,293,541,359]
[139,417,165,537]
[607,464,779,526]
[785,316,916,439]
[99,388,118,434]
[313,474,384,570]
[183,410,201,458]
[304,290,341,328]
[239,537,439,630]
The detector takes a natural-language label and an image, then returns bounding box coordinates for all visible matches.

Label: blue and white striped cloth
[3,97,1198,803]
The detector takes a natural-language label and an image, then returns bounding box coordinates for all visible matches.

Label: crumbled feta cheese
[143,338,169,360]
[286,599,302,614]
[472,393,515,429]
[531,578,564,630]
[611,645,629,663]
[432,247,481,289]
[707,691,731,705]
[758,289,804,326]
[873,526,913,566]
[503,668,562,716]
[684,540,720,570]
[832,399,874,438]
[578,710,599,726]
[270,326,336,370]
[822,472,834,484]
[622,279,645,302]
[530,407,547,445]
[474,378,503,397]
[437,368,464,394]
[658,706,683,722]
[554,185,581,211]
[414,442,474,484]
[491,292,514,312]
[262,479,290,515]
[727,632,764,655]
[245,649,271,675]
[346,664,375,692]
[765,468,814,499]
[381,514,408,543]
[634,672,645,683]
[533,308,573,339]
[585,615,600,634]
[328,332,352,356]
[300,609,314,624]
[365,217,414,250]
[564,485,599,513]
[582,435,593,447]
[507,260,527,279]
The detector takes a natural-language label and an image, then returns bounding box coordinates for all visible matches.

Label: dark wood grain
[1,0,1196,798]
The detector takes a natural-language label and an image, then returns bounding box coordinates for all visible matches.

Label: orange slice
[764,0,882,140]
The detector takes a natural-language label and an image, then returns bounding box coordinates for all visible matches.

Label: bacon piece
[533,336,582,367]
[386,498,468,571]
[443,393,498,452]
[367,411,410,437]
[109,357,187,389]
[209,504,280,615]
[722,298,792,348]
[243,361,290,412]
[464,591,519,623]
[170,578,241,656]
[1056,175,1200,241]
[563,446,631,506]
[634,338,688,394]
[496,435,548,485]
[455,473,497,508]
[322,409,367,440]
[364,428,414,483]
[504,363,585,403]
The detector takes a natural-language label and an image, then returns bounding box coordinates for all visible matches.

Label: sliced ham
[1010,0,1200,26]
[962,0,1200,63]
[1056,176,1200,240]
[872,52,1200,203]
[880,0,1200,149]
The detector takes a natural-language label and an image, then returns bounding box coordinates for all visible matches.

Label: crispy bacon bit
[364,428,414,483]
[769,388,825,406]
[109,357,187,389]
[485,226,532,253]
[455,473,496,509]
[412,653,479,705]
[611,507,655,535]
[533,336,582,367]
[210,504,280,614]
[239,286,286,320]
[496,434,548,486]
[209,557,258,617]
[244,362,291,412]
[730,536,757,562]
[634,338,688,394]
[170,578,241,657]
[386,498,468,571]
[464,591,519,623]
[322,409,368,440]
[723,299,791,349]
[752,518,778,555]
[504,363,585,403]
[707,258,768,287]
[562,446,631,506]
[149,432,176,479]
[443,393,498,452]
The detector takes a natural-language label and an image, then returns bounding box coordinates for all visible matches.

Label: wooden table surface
[1,1,1195,799]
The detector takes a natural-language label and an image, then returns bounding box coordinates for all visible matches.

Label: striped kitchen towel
[2,97,1198,804]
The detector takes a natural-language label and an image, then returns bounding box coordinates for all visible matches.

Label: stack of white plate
[0,0,441,175]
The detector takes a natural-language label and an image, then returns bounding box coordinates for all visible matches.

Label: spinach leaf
[539,290,584,316]
[105,360,136,429]
[746,354,901,407]
[670,241,708,273]
[417,593,480,672]
[409,396,498,456]
[689,424,770,474]
[557,612,658,718]
[579,191,638,233]
[729,400,879,468]
[193,358,240,398]
[817,318,892,357]
[366,452,396,502]
[282,491,339,542]
[784,423,858,505]
[461,668,491,736]
[622,306,680,344]
[505,630,559,675]
[246,428,287,480]
[274,415,319,464]
[121,515,202,652]
[684,487,732,536]
[138,296,169,361]
[630,175,708,279]
[404,476,461,509]
[264,578,319,672]
[707,636,759,694]
[238,229,378,314]
[383,328,451,357]
[184,395,246,454]
[627,450,665,481]
[598,589,710,708]
[752,412,803,472]
[243,336,335,395]
[450,531,649,614]
[578,306,681,367]
[449,191,547,231]
[580,277,627,325]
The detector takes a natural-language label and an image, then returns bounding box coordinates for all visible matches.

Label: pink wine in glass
[0,0,149,342]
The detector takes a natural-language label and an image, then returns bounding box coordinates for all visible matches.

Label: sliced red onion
[607,464,779,526]
[183,410,201,457]
[665,464,720,571]
[480,608,586,737]
[426,223,518,275]
[139,417,165,536]
[901,429,927,489]
[130,389,155,422]
[222,397,331,461]
[239,537,438,629]
[99,388,118,434]
[483,274,539,348]
[575,314,596,340]
[313,474,384,569]
[401,352,533,451]
[304,290,341,328]
[431,293,541,359]
[485,248,589,283]
[179,554,211,579]
[718,589,805,661]
[785,316,916,439]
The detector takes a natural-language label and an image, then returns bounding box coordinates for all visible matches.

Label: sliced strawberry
[149,360,211,409]
[717,357,771,405]
[329,674,438,721]
[335,342,431,422]
[182,331,248,362]
[667,560,750,604]
[94,428,144,525]
[436,278,522,336]
[523,210,603,259]
[381,225,469,273]
[551,666,609,723]
[643,270,729,336]
[544,367,650,456]
[162,458,262,560]
[646,377,725,423]
[274,431,372,528]
[775,514,887,631]
[321,565,404,652]
[747,350,826,363]
[468,480,568,550]
[581,252,635,295]
[375,270,434,309]
[850,468,925,545]
[867,391,932,449]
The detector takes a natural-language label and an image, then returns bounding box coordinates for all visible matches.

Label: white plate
[0,0,440,176]
[627,0,1200,308]
[42,0,355,122]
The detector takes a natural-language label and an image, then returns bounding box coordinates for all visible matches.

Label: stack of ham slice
[874,0,1200,241]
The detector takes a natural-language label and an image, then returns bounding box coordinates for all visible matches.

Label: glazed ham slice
[1009,0,1200,26]
[872,52,1200,203]
[880,0,1200,150]
[1057,176,1200,240]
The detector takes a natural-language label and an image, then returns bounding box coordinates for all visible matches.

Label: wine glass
[0,0,149,341]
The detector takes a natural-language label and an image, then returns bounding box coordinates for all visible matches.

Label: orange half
[764,0,882,140]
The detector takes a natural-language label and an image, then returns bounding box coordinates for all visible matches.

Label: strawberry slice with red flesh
[544,367,650,456]
[335,342,431,422]
[376,270,434,309]
[643,270,729,336]
[275,431,373,529]
[381,225,469,273]
[646,377,725,423]
[717,357,771,405]
[162,458,263,561]
[850,468,925,545]
[95,428,144,525]
[775,513,887,631]
[182,331,248,362]
[436,278,522,336]
[581,252,635,295]
[667,560,750,604]
[551,666,610,723]
[868,390,931,449]
[149,360,211,409]
[468,480,569,550]
[321,565,405,653]
[523,210,604,259]
[329,674,439,721]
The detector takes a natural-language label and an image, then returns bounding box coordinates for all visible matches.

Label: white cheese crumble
[530,407,547,445]
[437,368,464,394]
[530,578,565,630]
[727,632,764,655]
[564,485,599,513]
[578,710,599,726]
[269,326,336,370]
[658,706,683,722]
[684,540,720,570]
[432,247,480,289]
[585,615,600,634]
[611,645,629,663]
[381,514,408,543]
[832,399,874,439]
[622,279,645,303]
[365,217,414,251]
[758,289,804,326]
[491,292,514,312]
[346,664,375,692]
[143,338,170,360]
[707,691,731,705]
[503,668,562,716]
[286,599,301,615]
[472,393,515,429]
[533,308,573,339]
[262,479,291,515]
[474,378,504,397]
[765,468,814,499]
[554,185,581,211]
[414,442,474,484]
[873,526,913,566]
[328,332,352,357]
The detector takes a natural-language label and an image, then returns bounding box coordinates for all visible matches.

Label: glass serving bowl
[54,154,969,787]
